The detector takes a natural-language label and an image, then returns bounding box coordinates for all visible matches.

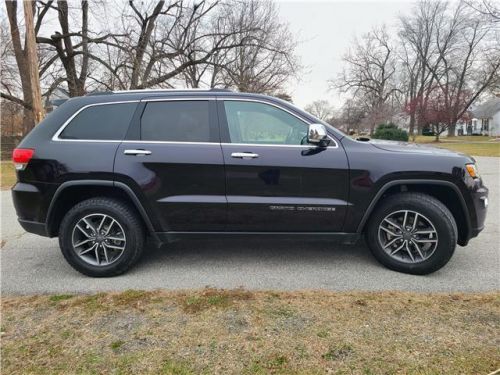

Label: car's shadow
[133,238,379,271]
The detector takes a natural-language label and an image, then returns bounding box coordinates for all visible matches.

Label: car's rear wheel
[366,192,457,275]
[59,198,145,277]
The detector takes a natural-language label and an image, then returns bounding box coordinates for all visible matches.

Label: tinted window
[60,103,137,140]
[141,101,211,142]
[223,101,308,145]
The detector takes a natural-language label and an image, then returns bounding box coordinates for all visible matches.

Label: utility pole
[23,0,44,125]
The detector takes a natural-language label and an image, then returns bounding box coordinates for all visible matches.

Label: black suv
[12,89,488,277]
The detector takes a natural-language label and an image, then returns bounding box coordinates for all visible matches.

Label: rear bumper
[12,182,54,237]
[18,219,49,237]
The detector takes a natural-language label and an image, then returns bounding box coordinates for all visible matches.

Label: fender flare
[356,179,471,237]
[46,180,160,243]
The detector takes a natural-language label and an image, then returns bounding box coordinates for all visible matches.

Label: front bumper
[469,181,488,240]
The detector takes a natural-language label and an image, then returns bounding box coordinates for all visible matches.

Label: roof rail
[209,88,233,92]
[86,91,114,96]
[86,88,234,95]
[111,88,209,94]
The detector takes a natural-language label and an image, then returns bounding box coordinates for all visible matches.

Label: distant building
[456,97,500,136]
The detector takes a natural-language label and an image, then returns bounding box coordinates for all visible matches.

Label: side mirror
[307,123,330,146]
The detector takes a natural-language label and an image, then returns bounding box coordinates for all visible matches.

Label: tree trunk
[434,124,441,142]
[448,123,456,137]
[5,0,36,133]
[23,0,44,127]
[370,122,376,136]
[409,112,416,141]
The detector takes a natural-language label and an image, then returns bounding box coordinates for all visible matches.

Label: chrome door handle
[231,152,259,159]
[124,149,151,156]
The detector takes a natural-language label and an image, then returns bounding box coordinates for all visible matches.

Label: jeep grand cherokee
[12,89,488,277]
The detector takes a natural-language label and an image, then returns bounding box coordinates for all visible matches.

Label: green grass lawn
[417,142,500,157]
[413,135,496,143]
[411,135,500,157]
[0,161,16,189]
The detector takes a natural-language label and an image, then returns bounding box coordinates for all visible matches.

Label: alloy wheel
[378,210,438,263]
[71,213,126,266]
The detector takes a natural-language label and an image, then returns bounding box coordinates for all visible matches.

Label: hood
[368,139,470,158]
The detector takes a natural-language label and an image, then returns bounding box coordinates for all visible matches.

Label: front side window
[59,102,137,140]
[223,101,308,145]
[141,101,211,142]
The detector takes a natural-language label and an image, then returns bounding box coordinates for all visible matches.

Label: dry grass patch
[1,289,499,374]
[0,161,16,189]
[179,288,254,313]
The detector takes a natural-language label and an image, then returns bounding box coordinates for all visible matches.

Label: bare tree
[103,0,264,90]
[337,98,367,134]
[406,1,499,137]
[305,100,334,121]
[335,0,500,139]
[332,26,400,135]
[399,1,446,137]
[23,0,44,123]
[465,0,500,22]
[2,0,49,132]
[2,0,301,138]
[35,1,120,97]
[1,15,19,98]
[212,0,300,94]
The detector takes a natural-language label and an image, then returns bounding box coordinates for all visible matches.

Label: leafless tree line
[333,0,499,138]
[1,0,300,134]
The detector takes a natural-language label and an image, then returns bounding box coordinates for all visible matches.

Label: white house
[456,97,500,137]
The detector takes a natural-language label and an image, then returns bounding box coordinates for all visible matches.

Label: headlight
[465,163,479,179]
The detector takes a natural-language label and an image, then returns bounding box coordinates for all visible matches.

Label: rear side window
[140,101,211,142]
[59,102,137,140]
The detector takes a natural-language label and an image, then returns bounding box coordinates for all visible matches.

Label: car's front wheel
[59,197,145,277]
[366,192,457,275]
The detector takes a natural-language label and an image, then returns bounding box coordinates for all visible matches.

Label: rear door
[218,98,349,232]
[114,97,227,232]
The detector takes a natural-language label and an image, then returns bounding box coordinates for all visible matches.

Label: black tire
[365,192,457,275]
[59,197,145,277]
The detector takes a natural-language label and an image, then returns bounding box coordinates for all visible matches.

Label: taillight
[12,148,35,170]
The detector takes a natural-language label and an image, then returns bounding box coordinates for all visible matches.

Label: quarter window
[59,102,137,140]
[223,101,308,145]
[141,101,211,142]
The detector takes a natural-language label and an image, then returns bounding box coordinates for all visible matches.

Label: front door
[218,99,349,232]
[114,97,226,232]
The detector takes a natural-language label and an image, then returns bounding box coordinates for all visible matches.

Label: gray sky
[277,1,414,109]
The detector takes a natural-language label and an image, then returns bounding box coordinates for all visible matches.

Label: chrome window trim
[219,97,339,148]
[121,140,219,145]
[220,142,335,149]
[52,98,214,143]
[51,96,340,149]
[52,100,140,142]
[141,97,215,102]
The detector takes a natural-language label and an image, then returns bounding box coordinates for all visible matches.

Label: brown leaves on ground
[1,289,499,374]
